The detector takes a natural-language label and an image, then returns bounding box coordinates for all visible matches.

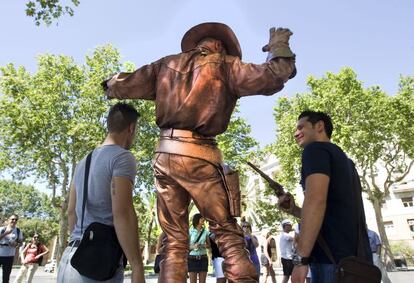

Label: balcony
[393,179,414,193]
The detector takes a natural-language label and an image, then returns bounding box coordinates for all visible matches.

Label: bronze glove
[262,27,295,58]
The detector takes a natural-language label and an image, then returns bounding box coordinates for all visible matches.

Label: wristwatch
[292,253,311,265]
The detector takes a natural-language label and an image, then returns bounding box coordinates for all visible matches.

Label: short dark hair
[192,213,203,227]
[298,110,333,138]
[107,103,140,133]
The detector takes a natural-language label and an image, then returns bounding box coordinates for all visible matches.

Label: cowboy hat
[181,22,242,59]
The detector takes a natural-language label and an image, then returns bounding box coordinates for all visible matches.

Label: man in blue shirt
[367,228,381,266]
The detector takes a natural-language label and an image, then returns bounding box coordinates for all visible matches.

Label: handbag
[153,254,163,273]
[316,160,381,283]
[70,151,124,281]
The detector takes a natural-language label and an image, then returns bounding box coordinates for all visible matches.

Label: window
[384,221,394,234]
[408,219,414,233]
[401,197,414,207]
[381,199,387,209]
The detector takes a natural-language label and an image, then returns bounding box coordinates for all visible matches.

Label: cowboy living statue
[103,22,296,283]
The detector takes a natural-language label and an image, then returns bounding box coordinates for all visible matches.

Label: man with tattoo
[58,103,145,283]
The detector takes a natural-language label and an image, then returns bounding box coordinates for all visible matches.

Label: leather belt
[156,138,223,165]
[68,240,81,247]
[160,129,215,140]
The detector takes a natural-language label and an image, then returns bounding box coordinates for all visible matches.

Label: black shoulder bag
[316,160,381,283]
[70,151,124,281]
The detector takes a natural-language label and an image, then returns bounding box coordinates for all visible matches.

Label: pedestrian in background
[0,214,23,283]
[188,213,209,283]
[279,219,294,283]
[260,231,276,283]
[14,233,49,283]
[242,222,261,280]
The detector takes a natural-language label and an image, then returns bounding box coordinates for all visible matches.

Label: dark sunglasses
[10,218,18,221]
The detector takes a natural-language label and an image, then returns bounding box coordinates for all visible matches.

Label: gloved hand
[277,192,300,217]
[262,27,295,58]
[101,73,118,99]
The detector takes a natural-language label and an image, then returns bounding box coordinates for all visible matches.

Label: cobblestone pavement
[9,266,414,282]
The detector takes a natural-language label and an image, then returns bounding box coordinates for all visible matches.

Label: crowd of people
[0,214,49,283]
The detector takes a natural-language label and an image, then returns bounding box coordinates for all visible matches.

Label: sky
[1,0,413,148]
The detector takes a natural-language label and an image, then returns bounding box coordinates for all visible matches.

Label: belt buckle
[196,255,201,260]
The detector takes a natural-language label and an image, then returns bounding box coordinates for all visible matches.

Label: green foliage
[17,218,59,246]
[391,241,414,264]
[0,180,59,245]
[271,68,414,196]
[0,44,259,254]
[25,0,80,26]
[218,106,259,172]
[266,67,414,263]
[0,45,126,191]
[0,44,137,257]
[0,180,57,221]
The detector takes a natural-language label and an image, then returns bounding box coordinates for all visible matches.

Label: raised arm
[102,64,157,101]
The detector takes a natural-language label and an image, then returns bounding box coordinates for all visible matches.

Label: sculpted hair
[107,103,140,133]
[298,110,333,139]
[192,213,203,227]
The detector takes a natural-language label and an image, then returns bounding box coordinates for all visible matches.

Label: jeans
[310,263,336,283]
[57,246,124,283]
[0,256,14,283]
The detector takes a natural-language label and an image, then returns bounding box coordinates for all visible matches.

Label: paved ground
[9,266,414,282]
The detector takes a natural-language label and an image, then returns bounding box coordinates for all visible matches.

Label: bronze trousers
[153,152,258,283]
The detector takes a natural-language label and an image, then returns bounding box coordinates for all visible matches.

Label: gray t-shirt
[0,227,23,257]
[70,145,136,241]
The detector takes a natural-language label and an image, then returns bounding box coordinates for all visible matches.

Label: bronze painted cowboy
[103,22,296,283]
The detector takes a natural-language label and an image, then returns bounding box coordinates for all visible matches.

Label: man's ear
[316,120,325,134]
[128,123,136,134]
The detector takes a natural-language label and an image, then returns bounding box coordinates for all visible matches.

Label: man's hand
[291,265,309,283]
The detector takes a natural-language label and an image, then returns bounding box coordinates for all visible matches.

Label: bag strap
[316,159,365,264]
[80,151,93,234]
[194,228,205,244]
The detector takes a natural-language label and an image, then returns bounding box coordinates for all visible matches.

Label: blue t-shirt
[367,229,381,253]
[300,142,370,263]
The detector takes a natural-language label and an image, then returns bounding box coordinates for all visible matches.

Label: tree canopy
[270,67,414,268]
[25,0,80,26]
[0,44,258,258]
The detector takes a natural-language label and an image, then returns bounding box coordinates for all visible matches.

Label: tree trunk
[372,198,395,272]
[57,170,69,261]
[57,198,69,261]
[144,215,155,264]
